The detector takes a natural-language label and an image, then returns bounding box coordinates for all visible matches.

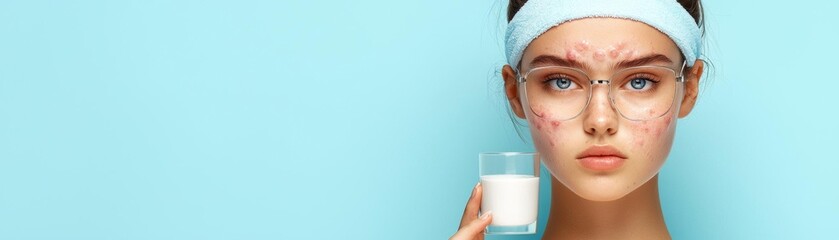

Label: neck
[541,174,670,240]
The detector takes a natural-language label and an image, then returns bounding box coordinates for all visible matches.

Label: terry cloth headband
[505,0,702,70]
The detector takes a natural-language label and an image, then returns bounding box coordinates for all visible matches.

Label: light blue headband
[505,0,702,70]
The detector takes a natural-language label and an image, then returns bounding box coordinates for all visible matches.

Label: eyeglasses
[517,61,687,121]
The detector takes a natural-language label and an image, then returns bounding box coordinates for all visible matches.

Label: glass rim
[479,152,538,156]
[516,61,687,121]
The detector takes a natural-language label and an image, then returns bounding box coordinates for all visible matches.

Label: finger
[459,182,483,228]
[450,211,493,240]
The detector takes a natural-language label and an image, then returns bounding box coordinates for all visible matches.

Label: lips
[576,145,627,171]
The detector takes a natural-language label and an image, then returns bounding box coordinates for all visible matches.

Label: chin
[546,157,657,202]
[564,177,637,202]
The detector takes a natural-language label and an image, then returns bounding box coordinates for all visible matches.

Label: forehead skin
[519,17,683,75]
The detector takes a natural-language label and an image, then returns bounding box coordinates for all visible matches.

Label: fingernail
[480,211,492,220]
[470,182,480,198]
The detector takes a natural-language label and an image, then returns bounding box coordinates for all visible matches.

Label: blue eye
[548,77,577,90]
[631,79,647,89]
[626,78,653,90]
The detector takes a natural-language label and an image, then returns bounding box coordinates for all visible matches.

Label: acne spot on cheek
[539,110,551,119]
[529,107,552,131]
[532,105,547,118]
[634,138,645,147]
[631,120,657,147]
[653,117,674,137]
[529,107,559,148]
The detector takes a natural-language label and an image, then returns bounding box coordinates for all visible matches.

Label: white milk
[480,174,539,226]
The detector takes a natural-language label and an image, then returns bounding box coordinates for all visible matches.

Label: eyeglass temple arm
[676,60,687,83]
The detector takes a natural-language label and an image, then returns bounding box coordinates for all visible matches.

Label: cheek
[528,105,565,147]
[629,114,675,149]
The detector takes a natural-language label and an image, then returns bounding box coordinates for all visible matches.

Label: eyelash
[628,73,661,82]
[542,74,572,82]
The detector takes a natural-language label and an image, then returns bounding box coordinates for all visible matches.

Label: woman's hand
[450,183,493,240]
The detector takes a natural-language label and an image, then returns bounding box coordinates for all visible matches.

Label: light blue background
[1,0,837,239]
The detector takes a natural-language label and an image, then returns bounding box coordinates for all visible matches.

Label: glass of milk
[479,152,540,235]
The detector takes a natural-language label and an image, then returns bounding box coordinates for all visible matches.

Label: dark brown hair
[507,0,705,35]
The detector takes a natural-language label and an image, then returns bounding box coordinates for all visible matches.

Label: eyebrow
[613,53,674,69]
[526,53,674,71]
[528,55,590,70]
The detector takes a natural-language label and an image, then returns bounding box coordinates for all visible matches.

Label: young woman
[451,0,707,239]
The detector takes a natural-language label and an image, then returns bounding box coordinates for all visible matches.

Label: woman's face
[504,18,702,201]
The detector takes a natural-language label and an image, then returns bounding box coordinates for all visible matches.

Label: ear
[678,60,704,118]
[502,65,527,119]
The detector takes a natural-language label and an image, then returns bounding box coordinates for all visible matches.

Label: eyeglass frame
[515,60,689,121]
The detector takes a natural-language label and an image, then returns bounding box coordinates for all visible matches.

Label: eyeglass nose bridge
[591,79,610,85]
[583,79,620,116]
[588,79,614,96]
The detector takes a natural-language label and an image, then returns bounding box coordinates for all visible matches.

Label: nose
[582,84,619,136]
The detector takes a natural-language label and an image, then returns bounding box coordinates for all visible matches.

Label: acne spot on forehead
[625,50,637,59]
[593,50,606,61]
[608,43,626,59]
[566,50,579,61]
[566,40,647,63]
[574,41,591,52]
[609,49,621,59]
